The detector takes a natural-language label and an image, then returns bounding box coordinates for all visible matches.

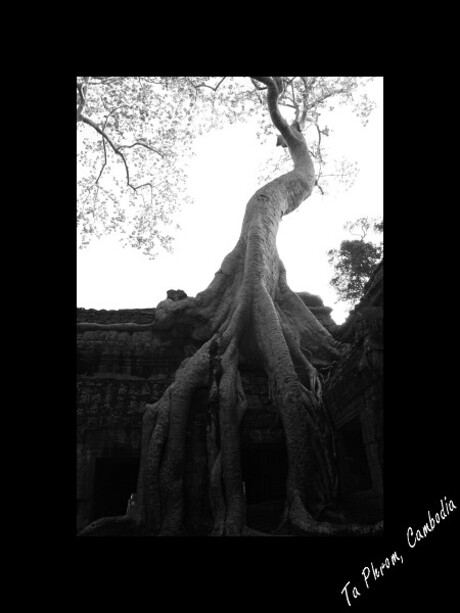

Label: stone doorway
[337,417,372,494]
[241,441,288,532]
[92,456,140,521]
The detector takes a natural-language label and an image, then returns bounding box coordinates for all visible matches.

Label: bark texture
[78,78,382,537]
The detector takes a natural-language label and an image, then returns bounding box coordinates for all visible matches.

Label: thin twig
[312,87,346,109]
[320,173,351,178]
[94,137,107,186]
[101,106,165,158]
[133,181,153,191]
[315,181,324,195]
[315,123,322,155]
[99,186,118,204]
[279,102,298,110]
[290,80,298,111]
[143,77,163,85]
[188,77,226,92]
[102,105,131,130]
[118,142,164,157]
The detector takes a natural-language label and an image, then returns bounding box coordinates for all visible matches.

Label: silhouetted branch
[89,76,125,86]
[250,78,267,91]
[118,142,164,157]
[279,102,298,110]
[79,114,133,186]
[76,77,89,121]
[79,113,164,192]
[315,180,324,195]
[102,105,131,130]
[188,77,226,92]
[94,137,107,186]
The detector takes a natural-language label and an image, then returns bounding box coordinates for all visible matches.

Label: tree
[328,217,383,306]
[77,76,198,257]
[77,76,375,257]
[77,77,382,536]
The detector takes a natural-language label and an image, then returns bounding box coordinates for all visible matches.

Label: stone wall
[76,307,284,532]
[323,260,383,522]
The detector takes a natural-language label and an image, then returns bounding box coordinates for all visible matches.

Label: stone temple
[77,261,383,535]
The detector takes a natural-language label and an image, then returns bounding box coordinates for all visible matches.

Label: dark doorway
[241,441,288,532]
[92,456,140,521]
[337,417,372,493]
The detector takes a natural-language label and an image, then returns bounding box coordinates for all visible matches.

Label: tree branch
[79,113,164,191]
[89,76,125,86]
[80,114,133,186]
[314,180,324,195]
[250,77,290,137]
[188,77,226,92]
[250,78,267,91]
[98,186,117,204]
[89,106,129,192]
[102,106,164,157]
[77,77,89,121]
[133,181,154,192]
[102,105,131,130]
[94,137,107,186]
[279,102,298,110]
[290,80,299,112]
[307,87,346,110]
[118,142,164,157]
[143,77,164,86]
[314,123,323,160]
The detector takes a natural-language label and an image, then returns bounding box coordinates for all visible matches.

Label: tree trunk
[78,78,382,537]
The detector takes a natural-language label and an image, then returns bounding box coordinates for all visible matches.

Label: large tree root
[77,77,382,538]
[78,243,380,538]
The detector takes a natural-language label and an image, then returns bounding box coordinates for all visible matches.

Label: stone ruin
[77,263,383,534]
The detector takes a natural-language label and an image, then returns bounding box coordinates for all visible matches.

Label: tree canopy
[77,76,377,258]
[327,216,383,306]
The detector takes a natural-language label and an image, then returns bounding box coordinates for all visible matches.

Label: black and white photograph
[75,75,455,606]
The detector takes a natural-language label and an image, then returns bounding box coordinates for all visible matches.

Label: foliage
[327,217,383,306]
[77,76,377,258]
[77,77,197,258]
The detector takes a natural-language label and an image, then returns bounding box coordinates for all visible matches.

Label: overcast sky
[77,78,383,324]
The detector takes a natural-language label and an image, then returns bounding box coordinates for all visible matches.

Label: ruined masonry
[77,261,383,534]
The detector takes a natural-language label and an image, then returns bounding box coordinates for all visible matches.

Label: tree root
[79,259,369,537]
[77,514,140,537]
[78,258,376,538]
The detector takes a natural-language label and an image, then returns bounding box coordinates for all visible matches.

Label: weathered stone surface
[296,292,338,334]
[166,289,188,301]
[297,291,325,308]
[333,261,383,343]
[77,307,156,324]
[323,259,383,520]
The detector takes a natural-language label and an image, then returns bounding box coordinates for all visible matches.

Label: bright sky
[77,78,383,324]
